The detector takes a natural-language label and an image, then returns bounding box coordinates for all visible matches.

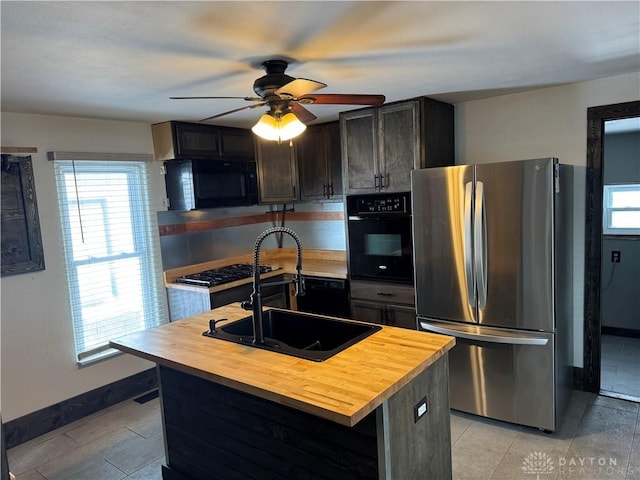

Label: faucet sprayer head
[295,275,306,297]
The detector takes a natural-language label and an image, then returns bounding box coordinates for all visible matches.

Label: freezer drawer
[419,319,556,431]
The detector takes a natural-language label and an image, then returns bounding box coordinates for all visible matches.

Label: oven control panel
[347,192,411,216]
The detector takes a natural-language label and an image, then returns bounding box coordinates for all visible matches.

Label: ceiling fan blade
[300,94,385,105]
[275,78,327,98]
[291,103,317,123]
[199,102,266,123]
[171,96,262,101]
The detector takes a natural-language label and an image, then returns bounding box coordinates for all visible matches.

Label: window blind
[52,156,167,365]
[603,184,640,235]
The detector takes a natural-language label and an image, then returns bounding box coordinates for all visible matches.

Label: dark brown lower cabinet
[157,355,451,480]
[351,299,417,329]
[350,280,417,329]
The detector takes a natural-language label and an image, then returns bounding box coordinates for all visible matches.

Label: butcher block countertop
[164,248,347,293]
[110,303,455,427]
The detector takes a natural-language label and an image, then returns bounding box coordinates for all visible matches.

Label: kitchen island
[110,303,455,480]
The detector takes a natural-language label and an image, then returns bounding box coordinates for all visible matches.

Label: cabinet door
[219,128,255,159]
[379,101,420,192]
[341,108,378,194]
[421,97,455,168]
[386,304,417,329]
[298,122,343,202]
[325,121,343,199]
[255,139,298,203]
[297,126,329,201]
[173,122,220,159]
[350,299,384,324]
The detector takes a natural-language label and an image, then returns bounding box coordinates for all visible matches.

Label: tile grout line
[487,426,520,480]
[103,458,128,478]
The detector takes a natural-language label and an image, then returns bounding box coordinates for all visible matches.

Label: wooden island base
[158,356,451,480]
[110,304,455,480]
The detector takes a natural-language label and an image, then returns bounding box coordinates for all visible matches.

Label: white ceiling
[1,1,639,128]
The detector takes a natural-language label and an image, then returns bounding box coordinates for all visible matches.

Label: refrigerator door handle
[419,320,549,346]
[474,181,488,308]
[464,181,475,306]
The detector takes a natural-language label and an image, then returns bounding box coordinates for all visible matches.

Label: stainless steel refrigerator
[411,158,573,431]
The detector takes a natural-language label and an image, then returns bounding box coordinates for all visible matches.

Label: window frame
[602,183,640,235]
[51,152,167,365]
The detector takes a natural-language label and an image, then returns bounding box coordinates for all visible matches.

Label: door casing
[583,100,640,392]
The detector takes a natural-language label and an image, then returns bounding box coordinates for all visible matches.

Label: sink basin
[203,309,381,362]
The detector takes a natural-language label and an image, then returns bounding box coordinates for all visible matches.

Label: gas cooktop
[174,264,274,287]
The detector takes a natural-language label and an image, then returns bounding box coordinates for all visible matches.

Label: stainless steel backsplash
[158,202,346,269]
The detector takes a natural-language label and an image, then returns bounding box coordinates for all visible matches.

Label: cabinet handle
[330,183,334,197]
[380,173,386,190]
[375,174,384,191]
[374,174,379,190]
[376,292,393,297]
[323,184,328,198]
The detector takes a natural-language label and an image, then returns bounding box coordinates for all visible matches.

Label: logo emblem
[522,451,554,479]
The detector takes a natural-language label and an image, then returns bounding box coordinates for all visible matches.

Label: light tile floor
[601,334,640,400]
[8,390,640,479]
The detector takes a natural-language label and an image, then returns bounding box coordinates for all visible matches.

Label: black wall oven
[346,192,413,284]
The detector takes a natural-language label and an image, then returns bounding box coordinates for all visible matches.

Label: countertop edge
[111,334,455,427]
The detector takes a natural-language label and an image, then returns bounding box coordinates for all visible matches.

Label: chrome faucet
[241,227,305,345]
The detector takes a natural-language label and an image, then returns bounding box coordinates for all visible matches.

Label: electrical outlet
[611,250,621,263]
[414,396,428,423]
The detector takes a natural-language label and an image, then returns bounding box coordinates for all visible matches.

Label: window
[53,155,167,364]
[603,184,640,235]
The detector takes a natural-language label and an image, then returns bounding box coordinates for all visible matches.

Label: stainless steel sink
[203,309,381,361]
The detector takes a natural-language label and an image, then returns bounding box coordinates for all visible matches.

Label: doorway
[583,100,640,396]
[599,118,640,400]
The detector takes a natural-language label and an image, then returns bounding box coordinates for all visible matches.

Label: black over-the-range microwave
[163,159,259,210]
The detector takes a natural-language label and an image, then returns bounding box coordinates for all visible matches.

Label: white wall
[455,71,640,367]
[1,113,165,421]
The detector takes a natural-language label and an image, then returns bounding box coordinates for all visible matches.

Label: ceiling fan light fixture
[251,112,306,142]
[279,112,307,139]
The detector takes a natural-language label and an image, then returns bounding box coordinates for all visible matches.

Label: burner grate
[174,264,273,287]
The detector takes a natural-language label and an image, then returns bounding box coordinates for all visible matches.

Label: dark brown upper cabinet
[340,97,454,194]
[255,138,299,204]
[297,122,343,202]
[152,121,254,161]
[218,127,256,159]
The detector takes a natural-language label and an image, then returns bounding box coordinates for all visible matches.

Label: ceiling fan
[170,59,385,141]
